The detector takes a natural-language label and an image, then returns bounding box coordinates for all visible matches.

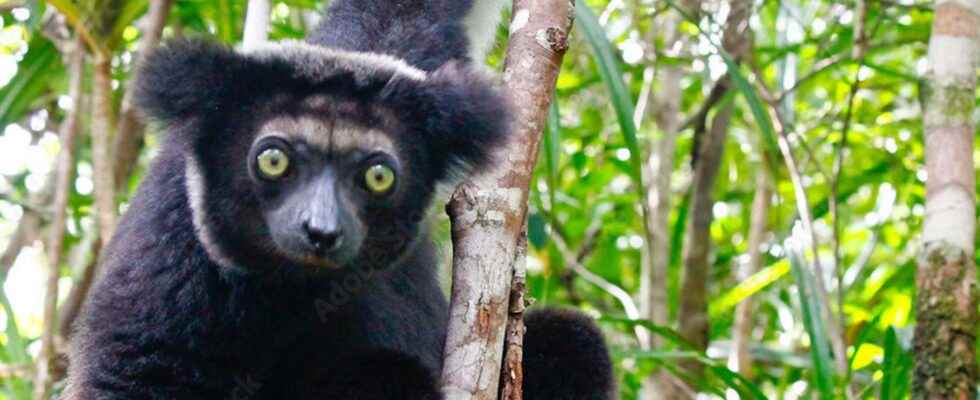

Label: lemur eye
[364,164,395,194]
[257,148,290,179]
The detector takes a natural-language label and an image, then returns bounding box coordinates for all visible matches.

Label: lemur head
[136,39,508,272]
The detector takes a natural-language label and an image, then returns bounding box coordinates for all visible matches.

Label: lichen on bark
[913,241,978,400]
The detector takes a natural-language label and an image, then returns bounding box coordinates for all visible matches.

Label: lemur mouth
[301,253,345,270]
[274,246,346,270]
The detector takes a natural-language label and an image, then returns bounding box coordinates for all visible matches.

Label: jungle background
[0,0,975,399]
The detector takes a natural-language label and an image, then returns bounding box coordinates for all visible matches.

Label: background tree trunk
[676,101,732,382]
[112,0,175,191]
[913,1,978,398]
[728,169,770,377]
[90,55,117,246]
[33,38,84,400]
[639,3,699,398]
[243,0,271,51]
[439,1,574,399]
[673,0,751,393]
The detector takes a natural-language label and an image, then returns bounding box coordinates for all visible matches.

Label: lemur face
[136,39,509,273]
[246,113,408,269]
[182,97,433,272]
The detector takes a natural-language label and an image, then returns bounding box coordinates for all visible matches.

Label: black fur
[135,38,508,182]
[65,1,615,399]
[308,0,475,71]
[523,309,616,400]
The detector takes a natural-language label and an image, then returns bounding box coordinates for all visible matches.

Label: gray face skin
[249,116,401,269]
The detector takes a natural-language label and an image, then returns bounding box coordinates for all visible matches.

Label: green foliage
[0,36,61,128]
[0,0,966,399]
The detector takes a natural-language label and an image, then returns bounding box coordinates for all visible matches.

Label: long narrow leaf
[544,98,561,218]
[709,260,791,319]
[881,327,911,400]
[661,0,782,173]
[574,1,645,191]
[601,317,767,400]
[787,237,836,399]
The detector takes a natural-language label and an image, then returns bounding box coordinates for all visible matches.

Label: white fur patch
[256,116,397,154]
[184,155,238,269]
[244,40,428,82]
[465,0,507,63]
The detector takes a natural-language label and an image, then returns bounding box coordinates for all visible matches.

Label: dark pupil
[269,157,279,166]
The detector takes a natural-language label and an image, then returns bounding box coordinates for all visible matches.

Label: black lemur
[64,0,615,399]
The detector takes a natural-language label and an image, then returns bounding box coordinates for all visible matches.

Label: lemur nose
[302,222,344,254]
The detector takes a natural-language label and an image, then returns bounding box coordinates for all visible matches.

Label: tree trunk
[243,0,271,51]
[639,10,683,351]
[34,38,84,400]
[112,0,174,191]
[638,9,691,400]
[91,56,117,246]
[639,1,704,397]
[676,102,732,380]
[913,1,978,399]
[439,1,574,399]
[729,169,770,377]
[673,0,751,391]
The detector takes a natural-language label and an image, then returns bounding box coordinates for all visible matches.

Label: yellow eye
[364,164,395,193]
[257,148,290,179]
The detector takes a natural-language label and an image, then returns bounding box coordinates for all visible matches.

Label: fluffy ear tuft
[413,62,511,181]
[135,38,244,123]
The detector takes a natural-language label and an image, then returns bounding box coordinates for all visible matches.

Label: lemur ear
[410,62,511,181]
[135,38,246,123]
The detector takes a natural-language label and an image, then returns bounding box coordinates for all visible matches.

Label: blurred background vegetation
[0,0,972,399]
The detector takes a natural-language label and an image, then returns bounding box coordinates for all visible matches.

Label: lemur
[64,1,615,399]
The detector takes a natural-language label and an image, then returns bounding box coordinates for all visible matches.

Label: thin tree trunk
[673,0,751,390]
[34,38,84,400]
[676,102,732,380]
[0,212,41,276]
[61,0,173,342]
[243,0,271,51]
[91,55,117,246]
[112,0,174,190]
[640,11,683,349]
[57,234,100,339]
[1,165,59,277]
[913,1,978,398]
[638,8,691,400]
[728,169,770,377]
[439,1,573,399]
[499,233,528,400]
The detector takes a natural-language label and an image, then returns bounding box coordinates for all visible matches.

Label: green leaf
[27,0,47,31]
[881,327,911,400]
[107,0,149,50]
[543,97,561,227]
[601,317,767,400]
[574,1,645,191]
[0,276,28,365]
[662,0,782,173]
[787,240,836,399]
[215,0,240,43]
[0,36,63,128]
[709,260,791,318]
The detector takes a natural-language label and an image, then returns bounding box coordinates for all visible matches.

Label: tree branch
[113,0,175,191]
[439,1,574,398]
[34,36,84,400]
